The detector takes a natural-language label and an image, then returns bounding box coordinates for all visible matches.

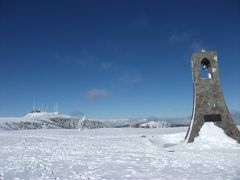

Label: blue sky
[0,0,239,118]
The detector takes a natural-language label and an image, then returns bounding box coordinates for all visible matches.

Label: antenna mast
[33,102,35,111]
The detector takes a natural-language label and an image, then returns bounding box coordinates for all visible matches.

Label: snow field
[0,125,240,180]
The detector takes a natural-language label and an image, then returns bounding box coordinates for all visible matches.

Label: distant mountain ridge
[1,111,239,131]
[99,116,190,128]
[0,112,104,130]
[96,112,240,128]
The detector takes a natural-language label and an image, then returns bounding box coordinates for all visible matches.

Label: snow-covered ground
[0,123,240,180]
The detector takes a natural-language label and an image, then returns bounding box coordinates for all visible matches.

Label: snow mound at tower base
[188,122,238,149]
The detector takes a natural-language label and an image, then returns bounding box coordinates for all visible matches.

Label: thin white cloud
[132,18,149,28]
[190,41,204,51]
[100,61,113,70]
[131,8,150,29]
[120,72,143,85]
[51,48,116,71]
[85,89,111,101]
[169,32,191,44]
[168,31,206,52]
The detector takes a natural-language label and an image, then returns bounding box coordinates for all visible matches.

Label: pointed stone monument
[185,51,240,143]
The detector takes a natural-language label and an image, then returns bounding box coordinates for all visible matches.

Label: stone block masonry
[185,51,240,143]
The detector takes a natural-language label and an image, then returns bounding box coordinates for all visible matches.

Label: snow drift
[186,122,238,149]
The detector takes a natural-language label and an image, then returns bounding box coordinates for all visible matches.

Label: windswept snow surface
[0,127,240,179]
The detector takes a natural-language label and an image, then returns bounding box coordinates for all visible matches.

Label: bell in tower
[185,51,240,143]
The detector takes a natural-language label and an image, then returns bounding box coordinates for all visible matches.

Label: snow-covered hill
[0,123,239,179]
[135,120,170,128]
[99,117,190,128]
[0,112,104,130]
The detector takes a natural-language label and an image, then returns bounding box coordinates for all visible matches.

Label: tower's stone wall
[186,51,240,143]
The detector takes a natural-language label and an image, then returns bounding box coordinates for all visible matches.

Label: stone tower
[185,51,240,143]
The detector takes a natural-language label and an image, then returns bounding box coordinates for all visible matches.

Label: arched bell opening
[200,58,212,79]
